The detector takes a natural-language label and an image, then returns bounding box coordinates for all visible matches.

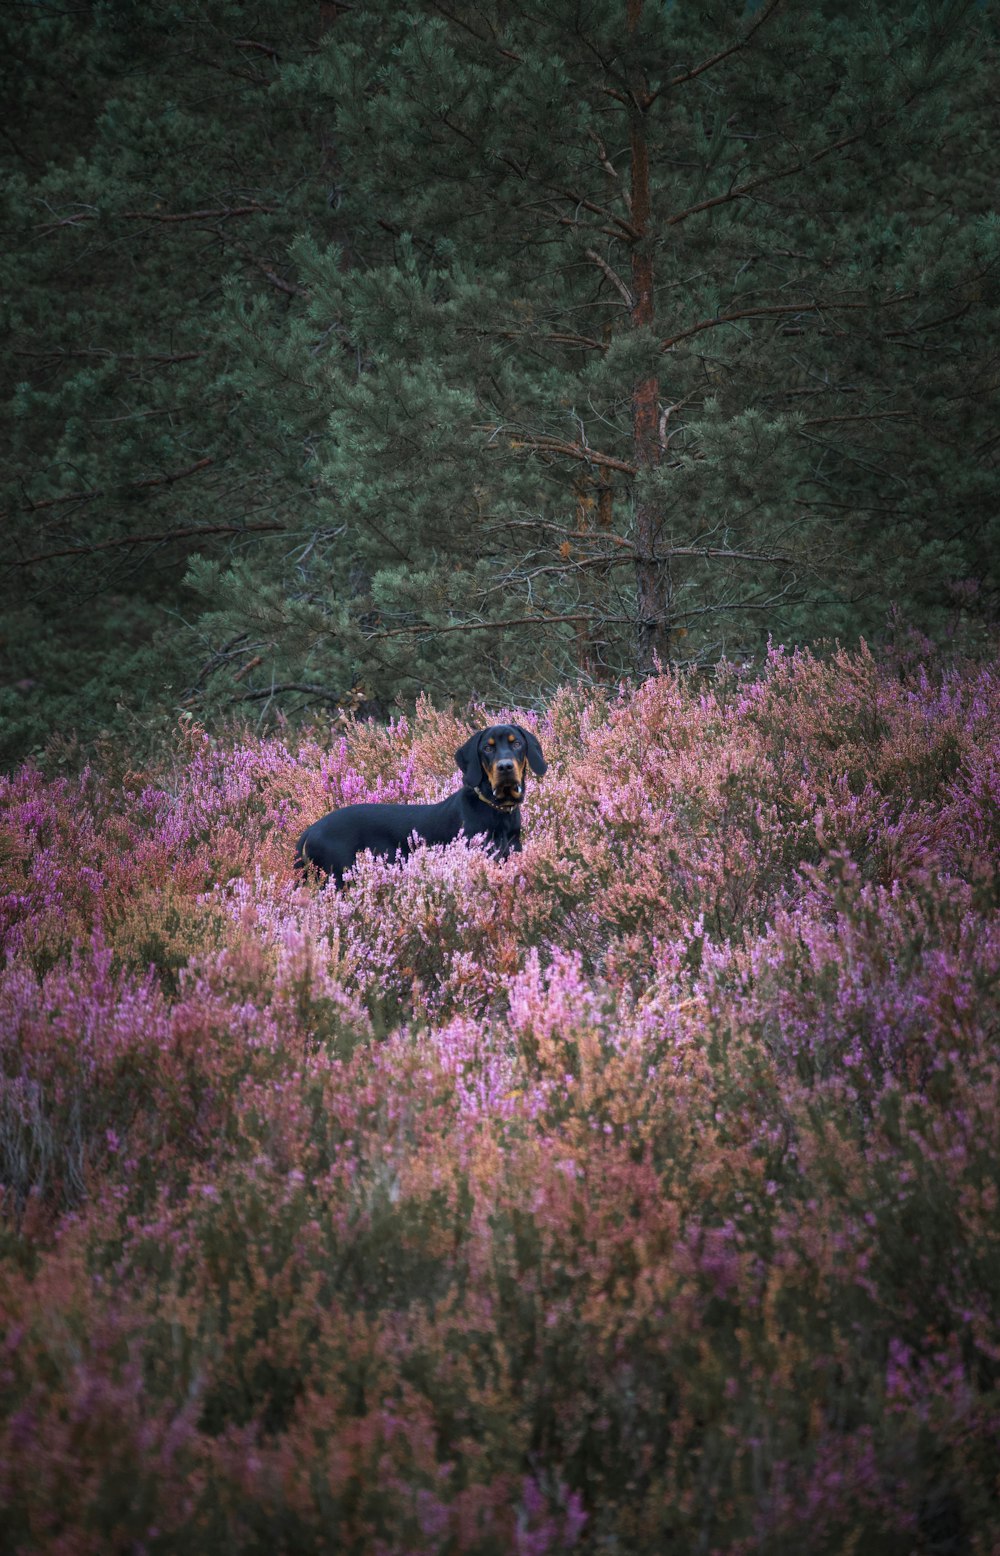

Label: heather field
[2,645,999,1555]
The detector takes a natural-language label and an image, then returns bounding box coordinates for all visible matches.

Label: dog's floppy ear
[455,732,484,786]
[516,725,547,776]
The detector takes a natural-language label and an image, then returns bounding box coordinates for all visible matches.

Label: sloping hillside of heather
[2,645,999,1555]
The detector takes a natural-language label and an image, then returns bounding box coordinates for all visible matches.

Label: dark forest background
[3,0,999,768]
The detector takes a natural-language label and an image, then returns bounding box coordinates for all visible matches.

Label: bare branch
[801,412,917,426]
[35,203,278,237]
[122,203,278,224]
[13,349,203,366]
[233,37,280,59]
[232,655,264,683]
[584,248,633,307]
[509,435,637,475]
[461,325,606,351]
[254,263,308,298]
[365,611,619,640]
[588,128,629,210]
[513,164,640,240]
[494,517,634,545]
[236,682,345,704]
[518,545,798,581]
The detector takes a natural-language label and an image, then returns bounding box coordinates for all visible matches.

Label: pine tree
[0,2,339,761]
[3,1,998,758]
[205,0,999,713]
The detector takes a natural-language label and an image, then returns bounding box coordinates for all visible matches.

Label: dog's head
[455,724,547,806]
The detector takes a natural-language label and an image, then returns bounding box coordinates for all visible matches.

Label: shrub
[1,645,998,1552]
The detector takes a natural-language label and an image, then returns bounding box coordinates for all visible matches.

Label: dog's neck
[466,783,521,814]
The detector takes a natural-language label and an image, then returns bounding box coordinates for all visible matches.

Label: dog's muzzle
[492,765,522,799]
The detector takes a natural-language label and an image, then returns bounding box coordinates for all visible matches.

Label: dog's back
[296,799,462,887]
[295,724,546,887]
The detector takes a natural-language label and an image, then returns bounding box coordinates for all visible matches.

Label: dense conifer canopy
[2,0,998,758]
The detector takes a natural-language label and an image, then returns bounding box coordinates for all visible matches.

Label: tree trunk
[628,0,672,675]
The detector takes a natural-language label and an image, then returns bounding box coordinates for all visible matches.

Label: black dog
[295,724,546,887]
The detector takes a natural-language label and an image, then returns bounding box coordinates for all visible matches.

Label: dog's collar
[466,784,521,814]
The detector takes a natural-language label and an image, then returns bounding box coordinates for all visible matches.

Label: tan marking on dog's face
[480,727,526,795]
[506,731,527,784]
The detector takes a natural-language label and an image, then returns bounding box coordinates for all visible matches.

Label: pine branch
[660,300,879,351]
[427,4,524,65]
[541,182,639,241]
[665,106,920,228]
[5,458,216,523]
[885,303,972,337]
[11,521,283,568]
[659,0,784,95]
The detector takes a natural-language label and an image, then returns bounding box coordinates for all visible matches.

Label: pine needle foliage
[2,1,999,754]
